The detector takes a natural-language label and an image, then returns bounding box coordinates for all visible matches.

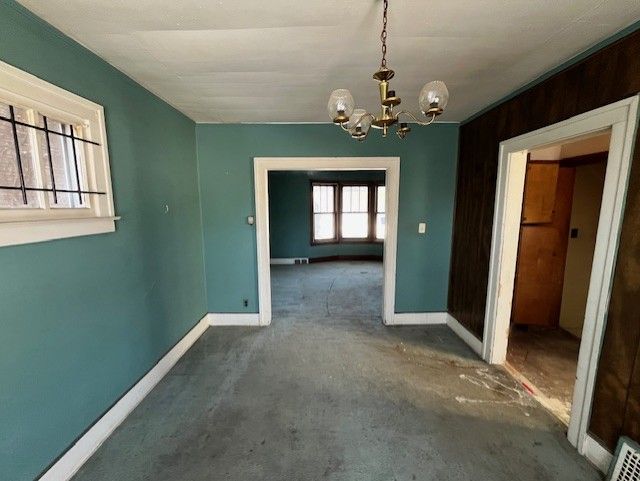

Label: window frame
[375,183,386,241]
[0,60,117,247]
[309,181,338,245]
[339,181,374,243]
[310,180,385,245]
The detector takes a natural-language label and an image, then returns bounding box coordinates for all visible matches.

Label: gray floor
[73,261,600,480]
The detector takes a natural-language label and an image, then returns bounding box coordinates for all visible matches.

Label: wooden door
[521,162,559,224]
[511,164,575,326]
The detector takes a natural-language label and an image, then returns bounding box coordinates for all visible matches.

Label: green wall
[269,170,385,259]
[0,2,206,480]
[197,123,459,313]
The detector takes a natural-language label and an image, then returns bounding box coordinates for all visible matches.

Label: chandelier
[327,0,449,140]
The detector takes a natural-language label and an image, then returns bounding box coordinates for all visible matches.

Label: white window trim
[0,59,118,247]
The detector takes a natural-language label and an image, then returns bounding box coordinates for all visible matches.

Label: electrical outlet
[243,299,249,308]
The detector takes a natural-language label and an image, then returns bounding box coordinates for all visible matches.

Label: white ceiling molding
[17,0,640,123]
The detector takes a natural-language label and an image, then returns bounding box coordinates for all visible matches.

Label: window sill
[311,239,339,246]
[340,238,375,243]
[0,216,120,248]
[310,238,384,246]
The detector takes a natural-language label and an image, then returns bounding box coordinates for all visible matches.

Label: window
[311,181,384,244]
[312,183,336,242]
[341,185,369,239]
[376,184,386,240]
[0,60,115,247]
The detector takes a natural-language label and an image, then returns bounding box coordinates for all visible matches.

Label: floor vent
[609,437,640,481]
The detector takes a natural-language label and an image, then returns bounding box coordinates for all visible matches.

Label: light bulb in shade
[327,89,355,123]
[346,108,367,131]
[418,81,449,115]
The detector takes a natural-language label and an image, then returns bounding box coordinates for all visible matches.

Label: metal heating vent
[609,437,640,481]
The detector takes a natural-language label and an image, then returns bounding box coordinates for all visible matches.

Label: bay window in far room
[311,180,385,244]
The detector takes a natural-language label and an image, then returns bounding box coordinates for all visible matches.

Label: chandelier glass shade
[327,0,449,141]
[327,89,355,124]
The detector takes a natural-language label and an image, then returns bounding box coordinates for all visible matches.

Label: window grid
[341,185,370,239]
[310,181,385,244]
[9,105,27,204]
[42,115,58,204]
[376,185,386,240]
[312,183,337,242]
[0,102,104,208]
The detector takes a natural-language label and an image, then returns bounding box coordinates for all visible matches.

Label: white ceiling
[17,0,640,123]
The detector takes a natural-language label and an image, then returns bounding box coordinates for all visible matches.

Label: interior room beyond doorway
[506,130,611,425]
[269,170,386,322]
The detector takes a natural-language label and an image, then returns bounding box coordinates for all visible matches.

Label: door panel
[512,166,575,326]
[522,162,559,224]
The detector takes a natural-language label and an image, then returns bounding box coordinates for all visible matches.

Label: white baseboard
[446,314,483,356]
[270,258,308,265]
[583,434,612,473]
[35,308,606,479]
[207,313,261,326]
[39,315,210,481]
[388,312,448,325]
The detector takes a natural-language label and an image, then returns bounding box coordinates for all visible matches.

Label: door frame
[482,96,639,461]
[253,157,400,326]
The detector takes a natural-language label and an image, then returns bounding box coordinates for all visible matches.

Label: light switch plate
[418,222,426,234]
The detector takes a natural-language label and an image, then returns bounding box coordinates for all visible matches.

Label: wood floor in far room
[507,327,581,424]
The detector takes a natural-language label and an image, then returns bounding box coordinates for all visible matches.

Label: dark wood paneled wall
[447,28,640,450]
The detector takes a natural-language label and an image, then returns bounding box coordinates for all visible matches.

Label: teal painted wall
[0,2,206,480]
[269,170,385,259]
[197,123,459,313]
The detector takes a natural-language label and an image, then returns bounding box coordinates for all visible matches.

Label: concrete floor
[507,327,581,425]
[72,261,600,480]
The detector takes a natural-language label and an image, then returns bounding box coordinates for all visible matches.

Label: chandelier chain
[380,0,388,68]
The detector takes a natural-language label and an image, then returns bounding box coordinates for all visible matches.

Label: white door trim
[253,157,400,326]
[482,95,639,464]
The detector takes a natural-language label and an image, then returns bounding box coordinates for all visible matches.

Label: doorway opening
[506,131,611,425]
[268,170,386,321]
[482,97,639,468]
[253,157,400,326]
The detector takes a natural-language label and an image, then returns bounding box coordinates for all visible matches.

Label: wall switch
[247,215,255,225]
[418,222,427,234]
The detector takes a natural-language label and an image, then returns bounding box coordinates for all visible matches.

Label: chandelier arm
[339,112,377,133]
[395,110,437,126]
[359,112,376,123]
